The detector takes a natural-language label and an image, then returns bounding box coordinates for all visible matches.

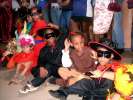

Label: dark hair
[31,7,42,14]
[31,7,43,19]
[99,38,118,50]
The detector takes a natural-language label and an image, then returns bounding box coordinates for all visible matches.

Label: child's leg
[58,67,81,80]
[8,63,22,85]
[20,61,32,76]
[58,68,87,86]
[58,67,73,80]
[14,63,22,77]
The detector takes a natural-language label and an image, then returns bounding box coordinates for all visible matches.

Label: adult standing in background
[17,0,35,9]
[122,0,133,51]
[35,0,50,22]
[12,0,20,11]
[93,0,114,41]
[112,0,124,52]
[58,0,73,30]
[49,0,61,25]
[70,0,93,45]
[0,0,12,43]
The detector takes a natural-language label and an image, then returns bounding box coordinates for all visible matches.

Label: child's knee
[58,67,70,80]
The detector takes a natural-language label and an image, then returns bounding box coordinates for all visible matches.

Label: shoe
[49,77,66,86]
[8,80,18,85]
[19,83,39,94]
[49,90,67,100]
[8,77,21,85]
[48,77,57,84]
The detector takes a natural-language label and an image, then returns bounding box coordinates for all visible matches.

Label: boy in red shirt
[30,7,47,44]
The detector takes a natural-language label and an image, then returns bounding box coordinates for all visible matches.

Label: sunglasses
[44,32,56,39]
[97,50,112,58]
[31,13,38,16]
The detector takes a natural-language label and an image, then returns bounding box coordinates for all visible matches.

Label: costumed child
[89,39,133,100]
[30,7,47,44]
[0,21,30,68]
[7,34,35,85]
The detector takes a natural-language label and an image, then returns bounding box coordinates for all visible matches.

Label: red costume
[7,42,47,74]
[30,19,47,41]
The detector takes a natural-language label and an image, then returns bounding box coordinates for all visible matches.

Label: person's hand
[39,67,48,78]
[78,74,86,80]
[90,50,97,59]
[48,23,59,29]
[90,70,102,78]
[3,51,10,57]
[64,39,71,52]
[78,74,92,80]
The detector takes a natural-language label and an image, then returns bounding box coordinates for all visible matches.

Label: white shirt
[61,49,72,68]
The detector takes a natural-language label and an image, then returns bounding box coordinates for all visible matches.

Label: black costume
[31,28,67,87]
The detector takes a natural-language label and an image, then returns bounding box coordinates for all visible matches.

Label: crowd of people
[0,0,133,100]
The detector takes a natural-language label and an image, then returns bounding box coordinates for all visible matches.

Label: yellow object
[115,64,133,100]
[21,21,27,34]
[107,64,133,100]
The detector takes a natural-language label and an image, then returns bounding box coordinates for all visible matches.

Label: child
[58,32,97,86]
[49,38,122,100]
[8,34,35,84]
[30,7,47,44]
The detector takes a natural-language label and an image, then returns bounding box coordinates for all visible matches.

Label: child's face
[71,35,85,52]
[97,47,113,66]
[31,9,39,21]
[22,45,32,53]
[46,29,56,46]
[47,37,56,46]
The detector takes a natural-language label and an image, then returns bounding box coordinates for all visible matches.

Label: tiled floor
[0,69,82,100]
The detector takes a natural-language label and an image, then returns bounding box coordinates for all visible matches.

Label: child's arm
[62,39,72,68]
[2,50,11,61]
[102,71,115,80]
[90,70,115,80]
[62,49,72,67]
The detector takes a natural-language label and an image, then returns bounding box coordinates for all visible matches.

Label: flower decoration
[18,34,35,47]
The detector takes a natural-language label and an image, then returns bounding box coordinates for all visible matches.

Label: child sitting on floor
[8,34,35,85]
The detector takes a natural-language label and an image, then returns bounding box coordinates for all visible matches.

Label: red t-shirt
[30,19,47,41]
